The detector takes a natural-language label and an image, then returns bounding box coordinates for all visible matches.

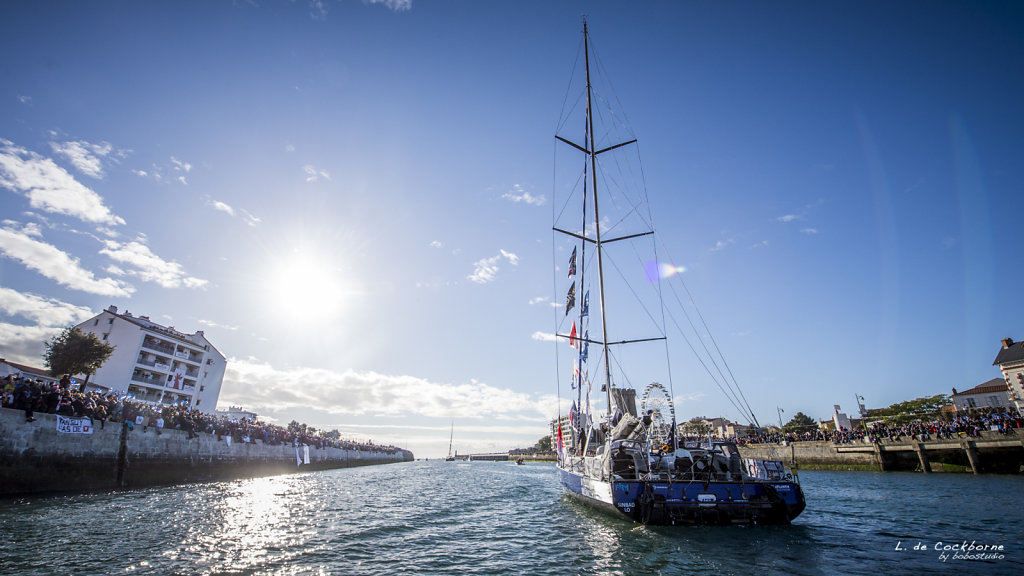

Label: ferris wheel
[640,382,676,448]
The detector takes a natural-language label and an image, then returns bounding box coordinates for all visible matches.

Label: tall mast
[583,20,614,415]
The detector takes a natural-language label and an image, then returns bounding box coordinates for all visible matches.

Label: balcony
[130,373,164,387]
[142,338,175,355]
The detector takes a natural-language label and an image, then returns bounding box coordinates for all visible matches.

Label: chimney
[952,387,957,395]
[1001,338,1014,349]
[107,305,118,314]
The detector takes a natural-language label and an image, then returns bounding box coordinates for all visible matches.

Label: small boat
[444,421,456,461]
[516,457,525,466]
[550,19,805,526]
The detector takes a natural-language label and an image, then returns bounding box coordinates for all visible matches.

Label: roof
[0,359,55,379]
[993,338,1024,366]
[951,378,1008,397]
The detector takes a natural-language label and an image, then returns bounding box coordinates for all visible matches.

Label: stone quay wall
[738,431,1024,474]
[0,409,413,497]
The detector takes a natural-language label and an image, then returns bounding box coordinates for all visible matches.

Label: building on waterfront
[951,378,1012,412]
[216,406,257,421]
[993,337,1024,412]
[75,305,226,412]
[0,359,61,387]
[551,415,579,452]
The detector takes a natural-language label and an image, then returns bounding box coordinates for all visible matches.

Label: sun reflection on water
[176,475,325,574]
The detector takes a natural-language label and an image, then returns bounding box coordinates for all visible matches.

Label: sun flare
[269,249,351,325]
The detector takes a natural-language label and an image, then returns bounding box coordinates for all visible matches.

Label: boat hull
[559,466,805,526]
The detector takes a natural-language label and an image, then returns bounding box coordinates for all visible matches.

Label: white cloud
[528,296,547,305]
[198,318,240,331]
[430,240,442,248]
[206,199,261,227]
[0,289,97,365]
[776,214,799,222]
[303,164,330,182]
[468,249,519,284]
[0,139,125,226]
[100,238,208,289]
[170,156,192,173]
[531,331,556,342]
[219,357,538,420]
[210,199,234,216]
[368,0,412,11]
[502,184,546,206]
[0,287,95,327]
[710,238,735,252]
[0,223,133,296]
[800,228,819,235]
[50,140,114,179]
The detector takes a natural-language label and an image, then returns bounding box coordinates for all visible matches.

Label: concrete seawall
[738,432,1024,474]
[0,408,413,496]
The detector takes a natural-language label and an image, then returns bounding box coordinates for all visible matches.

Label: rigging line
[594,158,646,235]
[555,36,585,136]
[552,163,586,228]
[602,249,665,338]
[643,233,754,421]
[661,293,752,422]
[628,141,676,402]
[654,232,760,426]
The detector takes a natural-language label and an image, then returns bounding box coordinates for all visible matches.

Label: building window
[93,319,99,326]
[988,396,1000,407]
[102,333,109,341]
[967,398,977,408]
[109,318,114,324]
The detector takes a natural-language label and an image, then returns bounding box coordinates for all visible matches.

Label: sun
[269,248,351,325]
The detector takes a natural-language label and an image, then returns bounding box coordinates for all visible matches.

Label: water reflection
[178,475,320,574]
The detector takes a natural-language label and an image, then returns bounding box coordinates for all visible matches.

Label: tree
[782,412,817,434]
[865,394,950,425]
[535,435,552,452]
[43,327,115,393]
[681,416,711,437]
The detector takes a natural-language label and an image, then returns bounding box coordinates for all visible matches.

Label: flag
[581,333,589,362]
[569,321,578,349]
[571,359,579,389]
[565,282,576,316]
[568,246,577,277]
[581,290,589,317]
[556,425,565,456]
[570,401,579,427]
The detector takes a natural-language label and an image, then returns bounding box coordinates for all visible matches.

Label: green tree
[535,435,552,452]
[681,416,711,437]
[43,326,115,393]
[866,394,950,425]
[782,412,817,433]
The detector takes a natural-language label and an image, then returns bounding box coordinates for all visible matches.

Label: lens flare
[644,261,687,281]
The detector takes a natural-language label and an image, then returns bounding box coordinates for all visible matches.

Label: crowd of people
[1,374,405,455]
[738,406,1023,446]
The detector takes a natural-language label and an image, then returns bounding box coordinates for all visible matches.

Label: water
[1,461,1021,575]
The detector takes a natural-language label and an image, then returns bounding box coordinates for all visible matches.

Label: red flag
[557,425,564,455]
[569,321,578,348]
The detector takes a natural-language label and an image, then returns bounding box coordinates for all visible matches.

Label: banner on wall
[56,415,93,434]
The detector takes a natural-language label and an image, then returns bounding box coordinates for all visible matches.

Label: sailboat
[551,20,805,525]
[445,421,456,461]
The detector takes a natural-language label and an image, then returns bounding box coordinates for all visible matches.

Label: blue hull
[559,467,805,525]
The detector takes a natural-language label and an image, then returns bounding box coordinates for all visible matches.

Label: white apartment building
[993,337,1024,413]
[76,305,226,413]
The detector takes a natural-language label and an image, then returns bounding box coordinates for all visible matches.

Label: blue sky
[1,1,1022,458]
